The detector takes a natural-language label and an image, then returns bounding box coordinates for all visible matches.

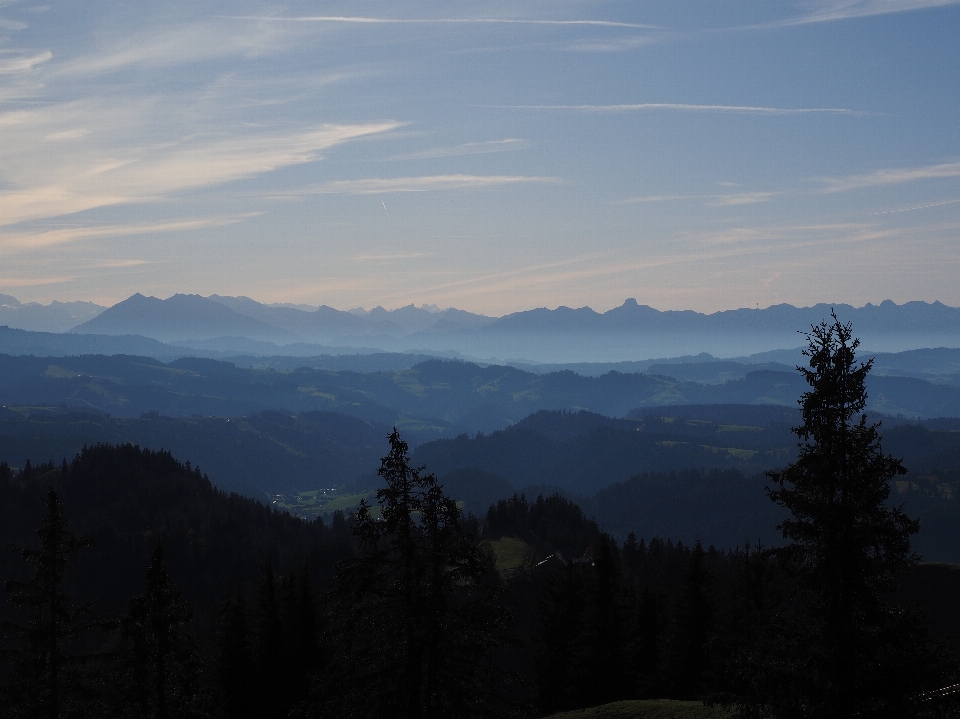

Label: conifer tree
[583,535,630,707]
[1,489,98,719]
[316,429,512,719]
[536,561,589,714]
[665,540,715,699]
[752,314,925,718]
[635,586,664,694]
[252,564,284,719]
[215,591,253,719]
[278,567,320,705]
[116,542,200,719]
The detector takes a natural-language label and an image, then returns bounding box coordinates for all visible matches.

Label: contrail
[870,198,960,215]
[222,16,658,29]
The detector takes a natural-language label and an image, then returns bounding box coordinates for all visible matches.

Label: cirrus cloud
[490,103,862,115]
[0,120,403,226]
[307,174,561,195]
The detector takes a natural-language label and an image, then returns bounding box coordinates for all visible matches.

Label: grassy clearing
[545,699,733,719]
[481,536,533,575]
[273,490,372,519]
[716,424,764,433]
[45,365,82,379]
[655,441,758,461]
[394,416,450,432]
[718,447,758,460]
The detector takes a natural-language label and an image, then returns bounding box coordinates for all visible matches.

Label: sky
[1,0,959,315]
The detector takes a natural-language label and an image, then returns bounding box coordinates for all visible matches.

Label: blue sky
[1,0,959,314]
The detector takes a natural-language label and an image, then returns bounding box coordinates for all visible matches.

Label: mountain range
[5,292,960,362]
[0,293,104,333]
[67,293,495,345]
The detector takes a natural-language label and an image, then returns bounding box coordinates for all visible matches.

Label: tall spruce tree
[215,591,253,719]
[114,542,202,719]
[1,489,100,719]
[312,429,513,719]
[536,560,589,714]
[666,540,716,700]
[757,314,925,718]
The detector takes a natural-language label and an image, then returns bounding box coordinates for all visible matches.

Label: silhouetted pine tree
[664,540,716,699]
[112,542,206,719]
[734,314,934,718]
[707,542,784,715]
[0,488,107,719]
[311,429,514,719]
[278,567,321,706]
[621,532,641,575]
[215,591,253,719]
[634,585,664,696]
[536,561,589,714]
[251,564,284,719]
[536,535,636,712]
[583,535,631,707]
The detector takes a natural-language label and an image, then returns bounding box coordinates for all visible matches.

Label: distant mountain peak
[70,293,296,343]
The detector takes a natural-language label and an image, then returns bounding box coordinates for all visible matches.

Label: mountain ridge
[7,291,960,362]
[70,293,297,343]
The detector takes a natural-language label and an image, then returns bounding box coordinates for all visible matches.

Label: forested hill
[0,445,353,625]
[414,406,960,496]
[413,408,797,496]
[4,354,960,435]
[0,409,388,497]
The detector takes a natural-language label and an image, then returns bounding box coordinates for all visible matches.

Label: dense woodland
[3,319,960,717]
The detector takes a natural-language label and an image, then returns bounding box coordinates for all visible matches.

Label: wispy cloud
[362,227,893,306]
[0,216,258,251]
[54,20,297,76]
[706,192,778,207]
[388,139,529,161]
[564,35,662,52]
[0,275,73,288]
[351,252,434,262]
[616,191,776,206]
[688,222,893,247]
[364,255,597,305]
[762,0,960,27]
[0,51,51,74]
[43,128,90,141]
[621,160,960,208]
[870,198,960,215]
[490,103,862,115]
[225,16,658,29]
[0,118,402,225]
[449,223,902,301]
[817,161,960,193]
[91,259,156,269]
[0,18,27,31]
[614,194,697,204]
[307,175,560,195]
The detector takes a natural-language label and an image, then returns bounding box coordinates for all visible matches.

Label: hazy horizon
[4,290,960,318]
